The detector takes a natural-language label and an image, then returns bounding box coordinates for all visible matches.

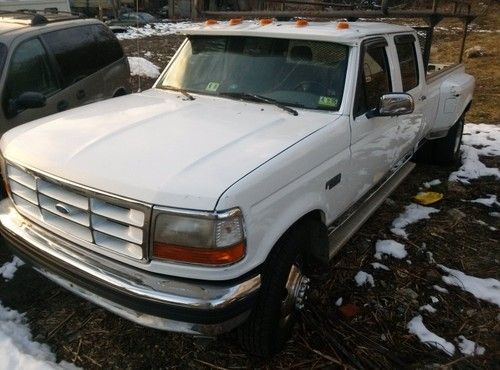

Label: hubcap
[279,264,310,328]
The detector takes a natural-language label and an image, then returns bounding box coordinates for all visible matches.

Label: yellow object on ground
[414,191,444,205]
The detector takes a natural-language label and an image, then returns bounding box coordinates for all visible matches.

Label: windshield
[158,36,349,111]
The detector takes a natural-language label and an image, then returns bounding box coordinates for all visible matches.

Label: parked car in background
[0,11,130,133]
[106,11,158,27]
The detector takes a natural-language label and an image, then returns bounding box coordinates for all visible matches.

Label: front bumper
[0,198,260,336]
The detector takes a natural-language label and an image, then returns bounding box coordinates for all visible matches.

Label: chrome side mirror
[366,93,414,118]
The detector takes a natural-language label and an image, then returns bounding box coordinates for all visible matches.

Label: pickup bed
[0,20,474,356]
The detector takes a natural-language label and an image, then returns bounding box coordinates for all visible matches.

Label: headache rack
[197,0,479,66]
[0,9,84,26]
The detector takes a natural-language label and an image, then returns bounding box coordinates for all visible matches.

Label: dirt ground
[0,4,499,370]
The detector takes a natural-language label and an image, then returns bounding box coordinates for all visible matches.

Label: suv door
[1,37,62,130]
[349,38,400,201]
[41,25,108,110]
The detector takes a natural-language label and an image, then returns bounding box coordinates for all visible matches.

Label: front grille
[6,162,150,261]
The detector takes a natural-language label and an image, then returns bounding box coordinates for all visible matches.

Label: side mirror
[366,93,414,119]
[7,92,46,117]
[16,92,47,109]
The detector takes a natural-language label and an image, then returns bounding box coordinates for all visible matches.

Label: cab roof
[182,20,414,45]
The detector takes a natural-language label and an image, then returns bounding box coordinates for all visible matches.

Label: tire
[415,116,465,165]
[237,220,319,357]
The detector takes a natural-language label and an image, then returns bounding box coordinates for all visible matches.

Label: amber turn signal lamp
[295,19,308,27]
[153,242,245,265]
[229,18,243,26]
[337,21,349,29]
[205,19,218,25]
[259,18,273,26]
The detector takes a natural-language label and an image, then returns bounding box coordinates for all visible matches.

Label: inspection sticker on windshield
[318,96,338,108]
[205,82,220,92]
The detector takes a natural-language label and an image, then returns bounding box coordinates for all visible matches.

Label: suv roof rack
[0,9,85,26]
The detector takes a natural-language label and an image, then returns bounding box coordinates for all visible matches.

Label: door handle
[419,95,427,101]
[57,100,69,112]
[76,90,86,100]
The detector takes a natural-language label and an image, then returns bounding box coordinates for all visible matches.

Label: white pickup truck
[0,19,474,356]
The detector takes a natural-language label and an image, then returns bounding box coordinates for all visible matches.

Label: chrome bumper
[0,198,260,336]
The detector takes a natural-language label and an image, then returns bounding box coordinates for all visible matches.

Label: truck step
[327,161,415,260]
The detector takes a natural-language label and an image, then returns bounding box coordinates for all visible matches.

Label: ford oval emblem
[55,203,71,215]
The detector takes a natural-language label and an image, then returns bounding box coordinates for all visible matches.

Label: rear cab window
[41,24,124,87]
[395,34,420,92]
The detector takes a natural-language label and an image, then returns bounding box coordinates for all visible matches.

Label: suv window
[42,24,123,87]
[4,38,58,103]
[396,37,419,91]
[355,44,392,117]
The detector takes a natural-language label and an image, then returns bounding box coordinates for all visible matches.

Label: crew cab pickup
[0,20,474,356]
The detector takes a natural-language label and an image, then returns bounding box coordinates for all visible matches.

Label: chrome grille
[6,162,150,261]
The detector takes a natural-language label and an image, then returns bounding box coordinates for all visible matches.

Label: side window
[42,25,122,88]
[396,38,419,91]
[355,44,392,117]
[4,38,58,103]
[42,26,98,87]
[93,25,124,67]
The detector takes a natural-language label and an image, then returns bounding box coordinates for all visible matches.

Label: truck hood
[1,89,338,210]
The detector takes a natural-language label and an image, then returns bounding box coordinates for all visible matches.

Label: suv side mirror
[366,93,414,119]
[16,92,47,109]
[8,92,47,117]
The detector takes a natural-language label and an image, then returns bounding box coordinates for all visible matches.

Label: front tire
[237,223,312,357]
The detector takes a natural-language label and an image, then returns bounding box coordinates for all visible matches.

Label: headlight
[152,207,245,265]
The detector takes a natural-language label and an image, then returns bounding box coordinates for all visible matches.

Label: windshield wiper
[219,92,299,116]
[160,85,195,100]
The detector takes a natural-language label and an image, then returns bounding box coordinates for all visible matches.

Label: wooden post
[191,0,200,19]
[169,0,175,18]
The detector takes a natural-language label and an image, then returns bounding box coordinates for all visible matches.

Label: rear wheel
[237,222,317,357]
[415,116,465,165]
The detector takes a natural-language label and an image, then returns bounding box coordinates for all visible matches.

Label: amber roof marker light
[205,19,218,26]
[295,19,308,27]
[259,18,273,26]
[337,21,350,29]
[229,18,243,26]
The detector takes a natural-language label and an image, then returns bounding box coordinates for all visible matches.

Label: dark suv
[0,11,130,133]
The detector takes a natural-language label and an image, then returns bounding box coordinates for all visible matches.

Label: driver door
[2,37,62,130]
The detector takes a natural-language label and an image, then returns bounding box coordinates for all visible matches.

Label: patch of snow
[419,304,437,314]
[423,179,441,189]
[433,285,449,294]
[456,335,485,356]
[116,21,198,40]
[354,271,375,287]
[0,257,24,281]
[426,251,436,264]
[143,51,153,57]
[439,265,500,307]
[371,262,389,271]
[471,194,500,207]
[475,219,497,231]
[430,296,439,304]
[407,315,455,356]
[0,301,79,370]
[391,204,439,238]
[489,212,500,218]
[335,297,343,306]
[406,260,412,265]
[374,240,407,260]
[449,124,500,184]
[127,57,160,79]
